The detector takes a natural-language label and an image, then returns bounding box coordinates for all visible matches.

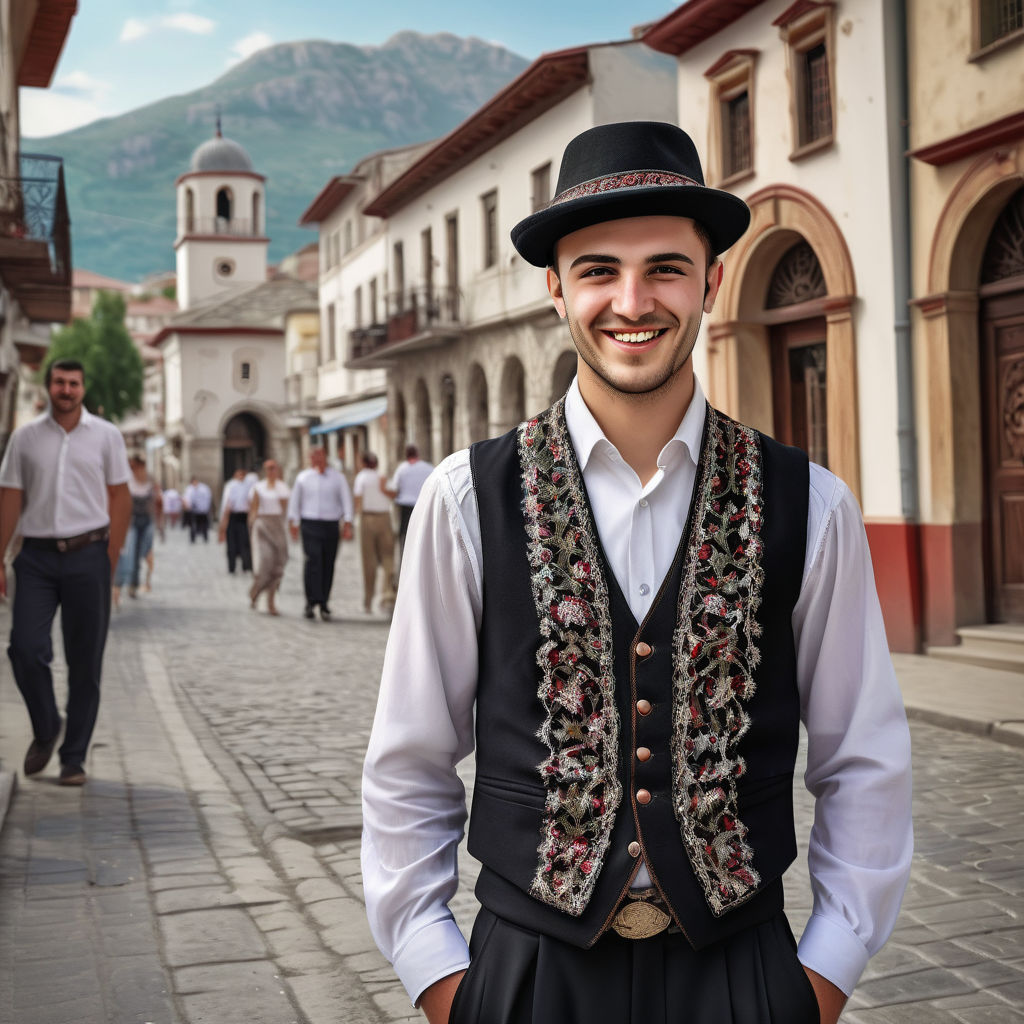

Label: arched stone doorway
[551,349,577,403]
[980,187,1024,622]
[413,378,432,462]
[222,411,265,480]
[467,363,489,442]
[393,389,407,466]
[498,356,526,434]
[440,373,456,458]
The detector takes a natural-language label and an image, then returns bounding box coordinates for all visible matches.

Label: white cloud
[54,70,111,99]
[119,17,149,42]
[19,87,108,138]
[160,13,216,35]
[228,31,274,65]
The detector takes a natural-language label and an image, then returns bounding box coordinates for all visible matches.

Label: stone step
[955,623,1024,648]
[926,638,1024,675]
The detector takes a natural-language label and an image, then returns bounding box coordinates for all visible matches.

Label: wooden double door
[983,285,1024,622]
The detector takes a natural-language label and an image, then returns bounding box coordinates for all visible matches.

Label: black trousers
[300,518,339,607]
[189,511,209,543]
[225,512,252,572]
[8,540,111,767]
[449,907,821,1024]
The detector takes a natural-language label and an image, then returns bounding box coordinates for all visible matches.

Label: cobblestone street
[2,525,1024,1022]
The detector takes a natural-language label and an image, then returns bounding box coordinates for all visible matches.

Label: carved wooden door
[984,291,1024,621]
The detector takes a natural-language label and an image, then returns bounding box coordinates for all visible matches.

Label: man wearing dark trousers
[287,445,353,620]
[218,466,253,573]
[0,359,131,786]
[361,123,913,1024]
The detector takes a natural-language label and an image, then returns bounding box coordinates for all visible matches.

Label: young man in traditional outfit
[361,122,913,1024]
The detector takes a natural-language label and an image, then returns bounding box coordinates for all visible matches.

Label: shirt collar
[46,404,94,430]
[563,375,708,472]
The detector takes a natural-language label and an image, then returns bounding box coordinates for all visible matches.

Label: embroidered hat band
[549,169,702,207]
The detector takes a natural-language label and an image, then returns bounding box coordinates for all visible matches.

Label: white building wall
[676,0,902,520]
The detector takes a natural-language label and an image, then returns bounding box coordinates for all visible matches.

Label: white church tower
[175,118,268,311]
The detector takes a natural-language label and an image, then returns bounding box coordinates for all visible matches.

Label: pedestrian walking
[353,452,395,614]
[113,454,161,605]
[386,444,433,557]
[162,486,183,530]
[0,359,131,786]
[361,122,913,1024]
[248,459,289,616]
[217,467,253,573]
[183,476,212,543]
[287,446,353,621]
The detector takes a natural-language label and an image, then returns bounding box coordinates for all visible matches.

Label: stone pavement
[0,525,1022,1022]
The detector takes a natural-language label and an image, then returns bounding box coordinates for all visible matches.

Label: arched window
[499,356,526,433]
[413,378,432,462]
[550,350,577,403]
[468,363,489,442]
[184,188,195,233]
[216,187,233,227]
[251,191,261,236]
[440,373,455,457]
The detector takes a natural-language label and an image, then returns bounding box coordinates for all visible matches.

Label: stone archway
[550,349,577,403]
[413,378,433,462]
[440,373,456,459]
[915,144,1024,640]
[498,356,526,434]
[222,411,266,480]
[392,389,407,466]
[467,362,489,443]
[712,184,859,501]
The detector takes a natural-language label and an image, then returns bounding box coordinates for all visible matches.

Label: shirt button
[635,641,652,658]
[636,789,652,805]
[639,583,650,596]
[636,747,652,762]
[628,841,641,858]
[639,498,648,507]
[636,699,652,716]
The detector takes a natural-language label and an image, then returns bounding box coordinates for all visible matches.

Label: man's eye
[580,266,612,277]
[651,265,685,275]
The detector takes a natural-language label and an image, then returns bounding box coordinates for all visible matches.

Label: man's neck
[577,366,695,486]
[51,406,83,432]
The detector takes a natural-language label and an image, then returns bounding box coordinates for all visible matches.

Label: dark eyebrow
[648,252,695,266]
[568,253,619,270]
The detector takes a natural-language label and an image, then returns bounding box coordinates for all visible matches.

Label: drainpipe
[884,0,918,522]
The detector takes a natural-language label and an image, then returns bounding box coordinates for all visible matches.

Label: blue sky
[21,0,680,138]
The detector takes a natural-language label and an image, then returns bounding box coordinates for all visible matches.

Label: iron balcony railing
[349,324,388,361]
[0,153,70,278]
[385,285,460,343]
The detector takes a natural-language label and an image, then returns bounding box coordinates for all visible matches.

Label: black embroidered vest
[468,399,809,950]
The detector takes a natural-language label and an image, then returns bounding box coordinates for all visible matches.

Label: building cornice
[643,0,765,55]
[909,110,1024,167]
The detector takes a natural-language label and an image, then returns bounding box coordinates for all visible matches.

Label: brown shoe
[24,728,61,776]
[59,763,87,786]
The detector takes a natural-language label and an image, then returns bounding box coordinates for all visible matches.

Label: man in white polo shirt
[386,444,434,558]
[0,359,131,786]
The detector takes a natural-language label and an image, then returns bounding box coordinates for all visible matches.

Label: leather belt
[611,887,678,940]
[23,528,109,554]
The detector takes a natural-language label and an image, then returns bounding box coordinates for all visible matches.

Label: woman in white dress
[248,459,290,615]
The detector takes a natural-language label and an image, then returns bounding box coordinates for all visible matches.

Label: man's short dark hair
[405,445,419,460]
[45,359,85,388]
[362,452,379,469]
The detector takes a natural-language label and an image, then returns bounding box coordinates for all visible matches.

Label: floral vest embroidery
[518,398,765,918]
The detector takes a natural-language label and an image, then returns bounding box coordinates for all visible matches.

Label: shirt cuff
[394,917,470,1007]
[796,912,870,997]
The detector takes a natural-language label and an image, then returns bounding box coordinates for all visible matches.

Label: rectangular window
[724,91,752,179]
[801,44,832,146]
[776,4,835,159]
[979,0,1024,46]
[369,277,378,324]
[422,227,434,296]
[393,241,405,312]
[446,213,459,290]
[343,220,353,255]
[481,190,499,269]
[326,304,336,362]
[240,362,251,381]
[531,162,551,212]
[354,285,363,329]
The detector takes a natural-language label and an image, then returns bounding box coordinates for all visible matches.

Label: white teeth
[612,330,659,343]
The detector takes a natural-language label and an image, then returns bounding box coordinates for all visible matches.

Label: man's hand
[218,526,227,544]
[804,966,846,1024]
[289,523,299,542]
[341,521,354,542]
[418,970,466,1024]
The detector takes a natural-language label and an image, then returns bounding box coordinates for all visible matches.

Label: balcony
[0,153,71,326]
[347,285,461,368]
[178,217,265,240]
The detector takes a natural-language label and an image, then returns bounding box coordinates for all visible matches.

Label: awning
[310,396,387,435]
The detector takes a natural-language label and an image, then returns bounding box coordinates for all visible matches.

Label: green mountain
[27,32,529,283]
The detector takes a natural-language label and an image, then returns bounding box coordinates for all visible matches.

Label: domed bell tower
[175,116,268,310]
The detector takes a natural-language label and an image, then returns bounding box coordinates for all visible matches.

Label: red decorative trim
[550,170,700,207]
[864,521,923,653]
[176,170,267,185]
[18,0,77,87]
[173,234,269,250]
[644,0,765,56]
[909,111,1024,167]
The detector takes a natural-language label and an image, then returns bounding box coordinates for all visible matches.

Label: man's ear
[703,259,724,314]
[547,267,567,319]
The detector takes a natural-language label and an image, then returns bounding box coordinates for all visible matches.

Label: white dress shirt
[354,468,392,513]
[287,467,353,524]
[361,377,913,1006]
[0,406,130,537]
[183,482,212,514]
[162,488,182,515]
[252,479,290,515]
[387,459,434,507]
[220,477,252,515]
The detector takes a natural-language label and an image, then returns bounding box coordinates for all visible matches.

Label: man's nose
[610,272,656,321]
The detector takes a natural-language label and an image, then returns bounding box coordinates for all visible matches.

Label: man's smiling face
[547,215,721,400]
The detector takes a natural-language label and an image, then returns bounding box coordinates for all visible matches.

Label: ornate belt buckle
[611,899,671,939]
[56,539,68,552]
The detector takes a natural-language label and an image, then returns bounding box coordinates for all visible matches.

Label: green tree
[44,291,144,420]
